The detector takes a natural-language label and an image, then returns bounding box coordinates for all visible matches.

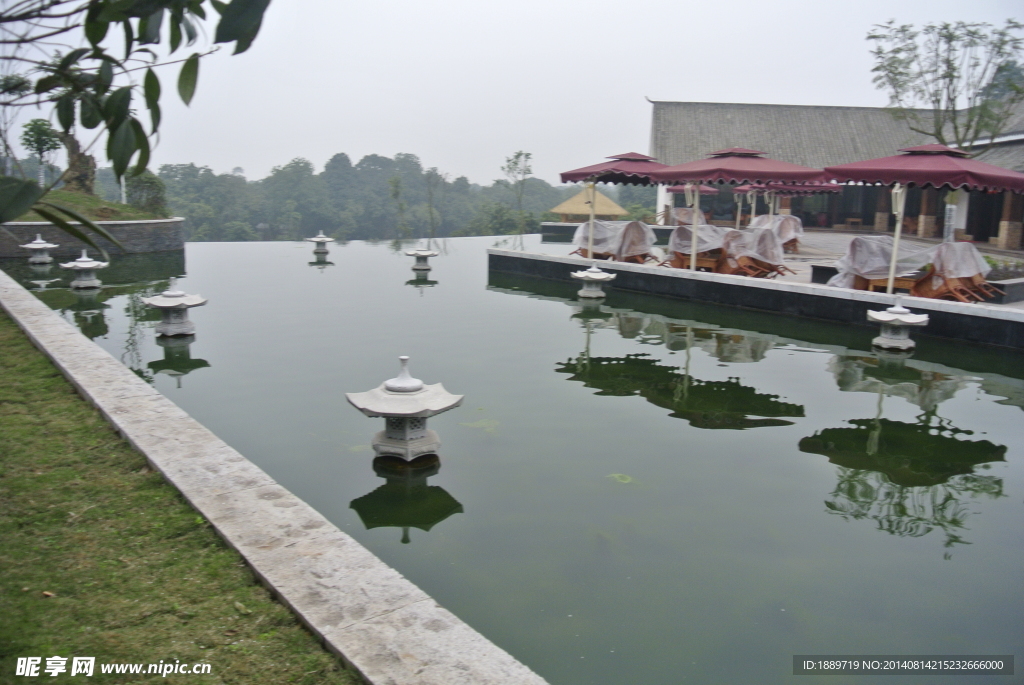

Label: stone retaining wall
[1,218,185,257]
[489,249,1024,350]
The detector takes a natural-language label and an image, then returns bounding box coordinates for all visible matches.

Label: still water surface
[5,236,1023,684]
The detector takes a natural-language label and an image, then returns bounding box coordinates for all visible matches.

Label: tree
[389,175,410,238]
[501,151,532,234]
[868,20,1024,154]
[126,170,167,215]
[19,118,61,184]
[0,0,273,250]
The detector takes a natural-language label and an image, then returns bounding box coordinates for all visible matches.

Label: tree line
[90,152,594,241]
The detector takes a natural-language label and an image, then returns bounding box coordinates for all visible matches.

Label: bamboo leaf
[80,96,103,129]
[0,177,44,224]
[107,119,136,178]
[143,68,161,110]
[103,86,132,128]
[214,0,270,53]
[130,119,150,175]
[170,17,181,52]
[36,202,123,251]
[177,53,199,105]
[31,207,105,256]
[57,94,75,131]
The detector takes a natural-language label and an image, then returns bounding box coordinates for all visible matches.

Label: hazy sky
[17,0,1024,184]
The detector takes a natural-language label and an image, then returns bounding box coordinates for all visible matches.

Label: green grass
[0,310,359,685]
[12,189,166,222]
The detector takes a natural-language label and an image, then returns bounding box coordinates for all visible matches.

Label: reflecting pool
[3,236,1022,685]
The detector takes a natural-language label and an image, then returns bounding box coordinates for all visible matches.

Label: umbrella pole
[735,193,742,230]
[587,181,596,264]
[687,185,699,271]
[885,183,908,295]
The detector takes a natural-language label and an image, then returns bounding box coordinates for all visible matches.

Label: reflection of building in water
[349,455,463,544]
[65,288,110,339]
[147,335,210,388]
[556,353,804,429]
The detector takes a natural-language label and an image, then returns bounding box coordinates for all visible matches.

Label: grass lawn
[0,309,359,685]
[11,189,166,222]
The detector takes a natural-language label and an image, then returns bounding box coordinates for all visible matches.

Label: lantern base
[371,429,441,460]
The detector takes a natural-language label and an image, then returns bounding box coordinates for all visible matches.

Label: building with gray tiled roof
[647,100,1023,248]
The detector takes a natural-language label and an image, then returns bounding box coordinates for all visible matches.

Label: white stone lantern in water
[867,297,929,351]
[406,248,439,271]
[60,250,108,289]
[305,230,334,254]
[21,234,59,263]
[571,264,616,299]
[141,278,208,336]
[346,356,463,460]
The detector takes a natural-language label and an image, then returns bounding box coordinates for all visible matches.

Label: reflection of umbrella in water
[799,417,1005,487]
[349,455,463,544]
[555,352,804,429]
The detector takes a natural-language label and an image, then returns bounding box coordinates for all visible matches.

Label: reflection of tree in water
[121,285,165,379]
[556,353,804,429]
[801,410,1006,555]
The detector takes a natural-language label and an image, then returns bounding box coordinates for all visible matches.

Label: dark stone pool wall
[1,218,185,257]
[488,249,1024,350]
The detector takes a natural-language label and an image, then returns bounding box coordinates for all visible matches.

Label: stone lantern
[305,230,334,254]
[571,264,616,299]
[867,297,929,351]
[60,250,108,289]
[346,356,463,460]
[406,248,439,271]
[20,234,59,263]
[141,278,208,336]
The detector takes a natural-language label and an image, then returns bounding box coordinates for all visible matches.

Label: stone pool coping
[0,267,548,685]
[488,249,1024,350]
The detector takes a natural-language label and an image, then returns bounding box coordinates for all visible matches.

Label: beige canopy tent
[550,188,628,223]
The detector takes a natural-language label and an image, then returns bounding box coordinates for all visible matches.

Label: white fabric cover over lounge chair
[748,214,804,243]
[721,227,785,269]
[614,221,657,260]
[571,220,624,255]
[826,235,931,289]
[668,224,730,255]
[572,220,657,261]
[824,236,988,290]
[926,242,991,288]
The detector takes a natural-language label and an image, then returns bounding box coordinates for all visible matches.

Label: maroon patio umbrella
[649,149,827,185]
[823,144,1024,193]
[667,184,720,195]
[560,153,669,269]
[734,181,842,196]
[560,152,668,185]
[824,145,1024,294]
[649,149,826,270]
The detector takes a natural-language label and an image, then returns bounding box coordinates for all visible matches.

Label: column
[997,191,1024,251]
[779,196,792,215]
[655,186,675,225]
[944,190,970,241]
[917,187,938,238]
[874,187,891,232]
